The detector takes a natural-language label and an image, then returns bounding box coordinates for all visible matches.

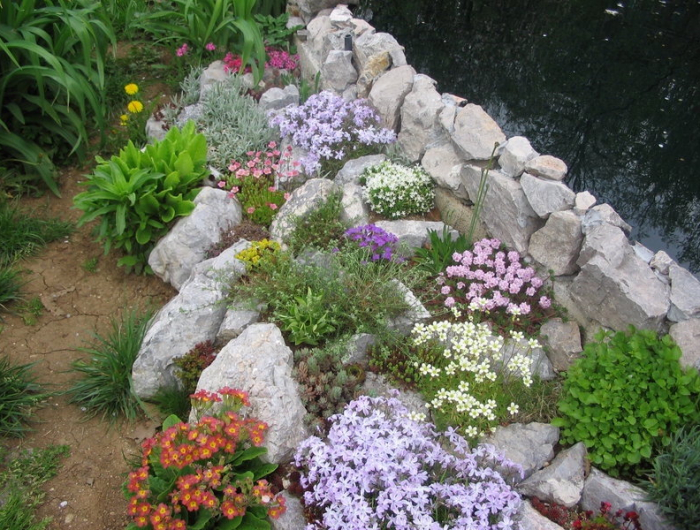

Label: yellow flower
[120,114,129,125]
[124,83,139,95]
[127,100,144,113]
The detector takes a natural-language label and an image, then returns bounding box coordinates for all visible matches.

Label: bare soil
[1,166,176,529]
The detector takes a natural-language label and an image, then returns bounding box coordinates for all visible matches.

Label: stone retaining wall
[288,1,700,370]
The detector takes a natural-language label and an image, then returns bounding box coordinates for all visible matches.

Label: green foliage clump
[644,424,700,530]
[0,357,48,437]
[361,160,435,219]
[414,226,470,275]
[67,307,154,422]
[235,239,281,270]
[287,191,349,254]
[0,0,116,196]
[255,12,303,50]
[74,121,207,272]
[173,340,218,395]
[553,327,700,476]
[276,287,338,346]
[196,73,273,170]
[293,344,364,430]
[0,444,70,530]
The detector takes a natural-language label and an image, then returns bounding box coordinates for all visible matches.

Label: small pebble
[65,513,75,524]
[59,501,68,508]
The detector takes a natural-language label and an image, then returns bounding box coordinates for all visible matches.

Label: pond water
[358,0,700,272]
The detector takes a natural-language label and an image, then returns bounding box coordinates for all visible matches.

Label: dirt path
[1,166,175,529]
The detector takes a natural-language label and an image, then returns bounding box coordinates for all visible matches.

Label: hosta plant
[361,160,435,219]
[74,122,207,272]
[295,392,523,530]
[124,388,285,530]
[552,327,700,476]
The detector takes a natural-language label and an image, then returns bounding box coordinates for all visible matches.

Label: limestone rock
[521,173,576,219]
[354,31,406,97]
[148,187,243,291]
[524,155,568,181]
[374,220,451,255]
[582,203,632,235]
[270,178,340,243]
[258,85,300,113]
[518,442,587,508]
[528,210,583,276]
[421,140,467,199]
[296,0,354,22]
[271,492,306,530]
[516,501,567,530]
[485,422,560,479]
[499,136,538,177]
[499,338,556,380]
[362,372,429,419]
[669,318,700,370]
[668,263,700,322]
[145,115,167,142]
[632,242,655,264]
[574,191,597,211]
[216,302,260,343]
[133,242,249,399]
[340,182,370,225]
[650,250,673,275]
[321,50,357,93]
[368,65,416,130]
[582,468,677,530]
[461,165,544,254]
[199,61,228,99]
[342,333,376,364]
[335,154,386,185]
[539,318,582,372]
[577,223,629,269]
[451,103,506,161]
[193,323,309,463]
[397,75,445,162]
[386,279,431,334]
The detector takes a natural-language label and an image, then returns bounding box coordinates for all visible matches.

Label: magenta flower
[176,43,189,57]
[205,42,216,51]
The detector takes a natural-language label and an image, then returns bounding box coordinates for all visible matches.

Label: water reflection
[358,0,700,271]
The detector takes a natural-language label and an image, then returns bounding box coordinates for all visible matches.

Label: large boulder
[539,318,583,372]
[570,225,670,331]
[133,242,249,399]
[528,210,583,276]
[450,103,506,161]
[148,187,243,291]
[524,155,568,181]
[321,50,357,93]
[461,165,544,254]
[668,263,700,322]
[353,31,407,97]
[192,323,309,463]
[421,140,468,199]
[521,173,576,219]
[485,422,560,479]
[335,154,386,185]
[669,317,700,370]
[397,75,445,162]
[498,136,538,177]
[368,65,416,130]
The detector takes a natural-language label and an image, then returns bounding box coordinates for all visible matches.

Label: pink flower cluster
[176,43,189,57]
[223,47,299,74]
[219,141,300,196]
[439,238,551,317]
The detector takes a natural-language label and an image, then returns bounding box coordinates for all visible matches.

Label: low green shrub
[235,239,280,270]
[552,327,700,476]
[360,160,435,219]
[67,307,154,422]
[414,226,470,275]
[286,191,348,254]
[275,287,338,346]
[0,356,48,437]
[644,424,700,530]
[74,121,207,272]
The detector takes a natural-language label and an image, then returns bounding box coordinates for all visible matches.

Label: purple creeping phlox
[439,238,552,325]
[343,224,405,263]
[268,91,396,175]
[295,392,523,530]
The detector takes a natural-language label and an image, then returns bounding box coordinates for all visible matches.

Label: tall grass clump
[0,0,116,196]
[67,307,154,422]
[0,357,48,437]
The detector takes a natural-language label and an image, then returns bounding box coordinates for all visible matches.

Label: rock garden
[1,1,699,530]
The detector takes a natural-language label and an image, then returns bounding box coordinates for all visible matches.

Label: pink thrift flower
[441,286,451,295]
[217,180,226,188]
[268,186,276,192]
[539,296,552,309]
[268,141,277,149]
[444,297,456,308]
[176,43,189,57]
[231,186,239,194]
[269,203,278,210]
[247,207,255,214]
[283,193,291,201]
[205,42,216,51]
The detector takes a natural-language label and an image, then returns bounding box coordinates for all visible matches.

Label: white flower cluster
[362,161,435,219]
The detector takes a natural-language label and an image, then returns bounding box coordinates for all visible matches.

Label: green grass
[81,257,99,273]
[0,444,70,530]
[0,356,48,437]
[150,386,192,420]
[0,266,25,312]
[67,307,155,422]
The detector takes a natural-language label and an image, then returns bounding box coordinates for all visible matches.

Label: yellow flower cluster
[121,83,143,124]
[235,240,281,270]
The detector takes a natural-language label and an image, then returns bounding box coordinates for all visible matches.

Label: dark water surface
[358,0,700,272]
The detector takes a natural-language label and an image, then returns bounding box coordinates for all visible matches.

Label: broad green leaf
[189,508,214,530]
[240,511,270,530]
[162,414,183,430]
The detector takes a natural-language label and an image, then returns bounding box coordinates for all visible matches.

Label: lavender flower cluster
[295,393,523,530]
[344,224,404,263]
[268,91,396,175]
[439,238,551,317]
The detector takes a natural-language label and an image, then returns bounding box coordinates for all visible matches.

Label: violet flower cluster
[268,91,396,175]
[295,393,523,530]
[439,238,551,318]
[344,224,404,263]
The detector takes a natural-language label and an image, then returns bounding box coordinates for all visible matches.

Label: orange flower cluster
[124,387,285,530]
